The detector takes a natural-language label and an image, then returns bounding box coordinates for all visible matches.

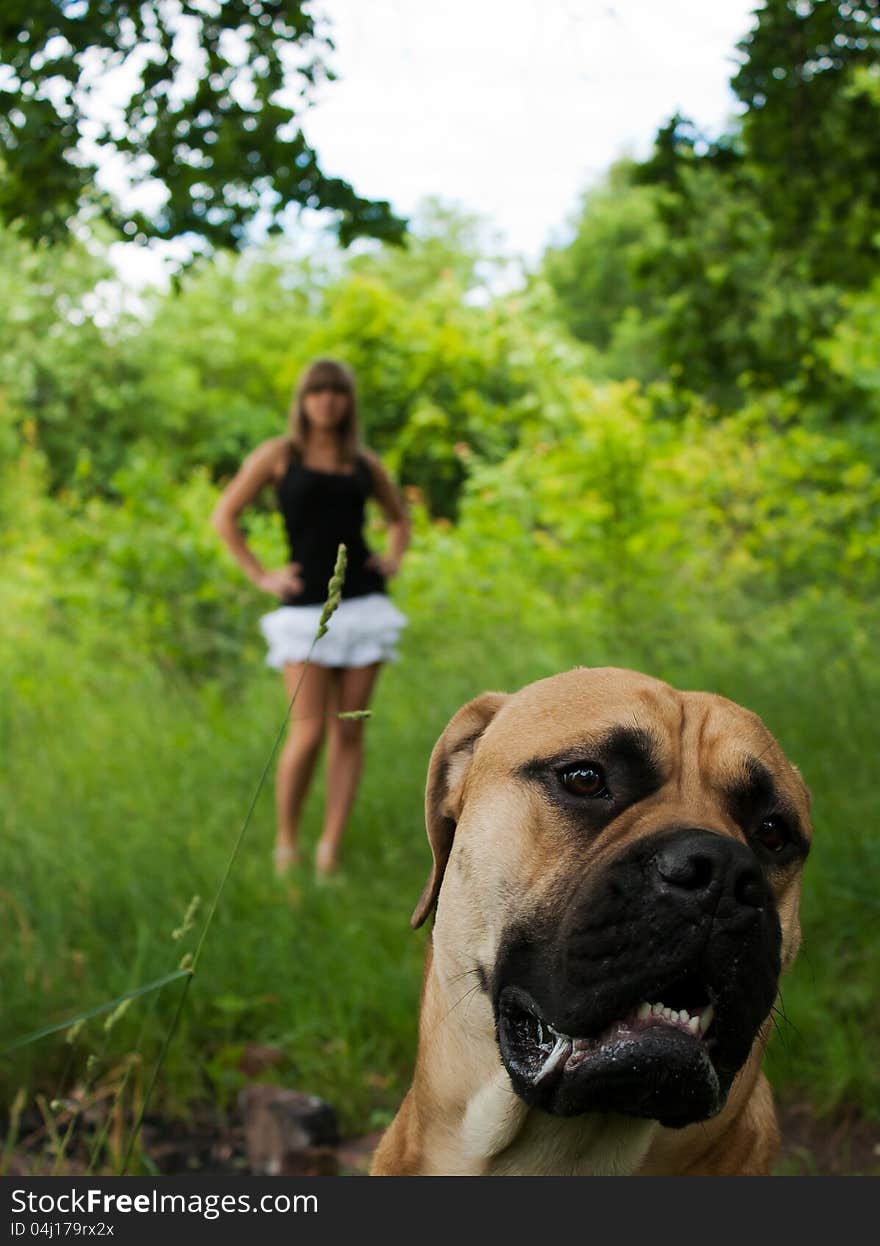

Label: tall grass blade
[1,970,192,1056]
[118,545,348,1172]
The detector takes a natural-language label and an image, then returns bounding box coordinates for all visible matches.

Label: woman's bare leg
[316,662,382,875]
[275,662,332,873]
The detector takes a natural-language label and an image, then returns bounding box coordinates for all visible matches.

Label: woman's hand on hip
[258,563,304,598]
[367,554,400,579]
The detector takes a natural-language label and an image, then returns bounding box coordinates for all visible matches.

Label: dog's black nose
[654,829,764,911]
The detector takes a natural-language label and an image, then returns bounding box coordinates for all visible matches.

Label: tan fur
[371,667,811,1177]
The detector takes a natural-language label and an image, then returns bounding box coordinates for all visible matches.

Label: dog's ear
[410,691,508,930]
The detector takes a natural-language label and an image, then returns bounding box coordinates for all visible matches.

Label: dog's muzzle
[494,827,782,1128]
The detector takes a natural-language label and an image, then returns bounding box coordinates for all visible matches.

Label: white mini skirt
[259,592,408,670]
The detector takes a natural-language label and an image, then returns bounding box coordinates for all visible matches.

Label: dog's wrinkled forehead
[483,668,679,755]
[475,667,809,814]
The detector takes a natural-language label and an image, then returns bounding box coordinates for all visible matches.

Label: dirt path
[4,1098,877,1176]
[775,1101,880,1176]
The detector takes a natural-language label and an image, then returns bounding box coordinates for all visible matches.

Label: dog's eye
[559,764,607,798]
[754,816,789,854]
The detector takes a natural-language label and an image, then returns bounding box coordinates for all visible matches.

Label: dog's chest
[486,1112,658,1177]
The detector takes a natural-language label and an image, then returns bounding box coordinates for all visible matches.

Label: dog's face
[413,667,811,1130]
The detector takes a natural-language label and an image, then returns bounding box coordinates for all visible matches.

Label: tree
[628,152,843,407]
[731,0,880,288]
[545,3,880,409]
[0,217,151,484]
[0,1,406,249]
[636,3,880,289]
[541,161,667,381]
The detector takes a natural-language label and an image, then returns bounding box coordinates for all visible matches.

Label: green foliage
[0,220,148,485]
[416,379,879,617]
[0,203,603,519]
[129,248,318,479]
[731,0,880,286]
[547,153,849,406]
[639,163,843,405]
[0,437,285,676]
[2,212,540,515]
[2,188,878,676]
[544,2,880,411]
[286,271,533,517]
[0,1,406,249]
[541,162,667,380]
[118,205,598,517]
[820,274,880,418]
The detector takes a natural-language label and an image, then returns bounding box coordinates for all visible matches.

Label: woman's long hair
[288,358,362,463]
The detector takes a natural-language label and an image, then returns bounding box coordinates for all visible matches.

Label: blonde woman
[212,359,410,877]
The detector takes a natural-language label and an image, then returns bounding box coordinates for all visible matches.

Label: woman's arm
[364,452,411,577]
[211,437,303,597]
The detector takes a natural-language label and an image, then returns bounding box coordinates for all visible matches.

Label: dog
[371,667,811,1176]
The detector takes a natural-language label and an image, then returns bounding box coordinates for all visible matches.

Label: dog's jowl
[371,667,811,1176]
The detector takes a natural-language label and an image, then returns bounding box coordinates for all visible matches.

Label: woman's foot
[273,841,300,876]
[314,837,340,877]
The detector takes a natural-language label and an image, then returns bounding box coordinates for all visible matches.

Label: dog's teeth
[537,1019,545,1045]
[637,1002,651,1021]
[678,1009,690,1023]
[698,1005,715,1035]
[535,1035,572,1085]
[664,1007,676,1022]
[687,1015,700,1035]
[651,1003,664,1017]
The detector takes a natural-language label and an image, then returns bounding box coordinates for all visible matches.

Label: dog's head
[413,667,811,1129]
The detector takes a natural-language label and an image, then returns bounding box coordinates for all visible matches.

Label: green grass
[1,590,877,1162]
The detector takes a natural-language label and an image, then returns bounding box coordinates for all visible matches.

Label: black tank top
[276,451,387,606]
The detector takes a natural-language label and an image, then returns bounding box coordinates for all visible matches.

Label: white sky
[111,0,760,287]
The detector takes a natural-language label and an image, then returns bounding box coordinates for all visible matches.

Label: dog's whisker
[767,1011,787,1048]
[446,964,483,987]
[439,982,485,1028]
[774,991,801,1037]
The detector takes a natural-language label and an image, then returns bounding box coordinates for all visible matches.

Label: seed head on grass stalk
[103,998,133,1033]
[171,895,201,941]
[36,1095,64,1168]
[317,544,347,639]
[65,1018,85,1045]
